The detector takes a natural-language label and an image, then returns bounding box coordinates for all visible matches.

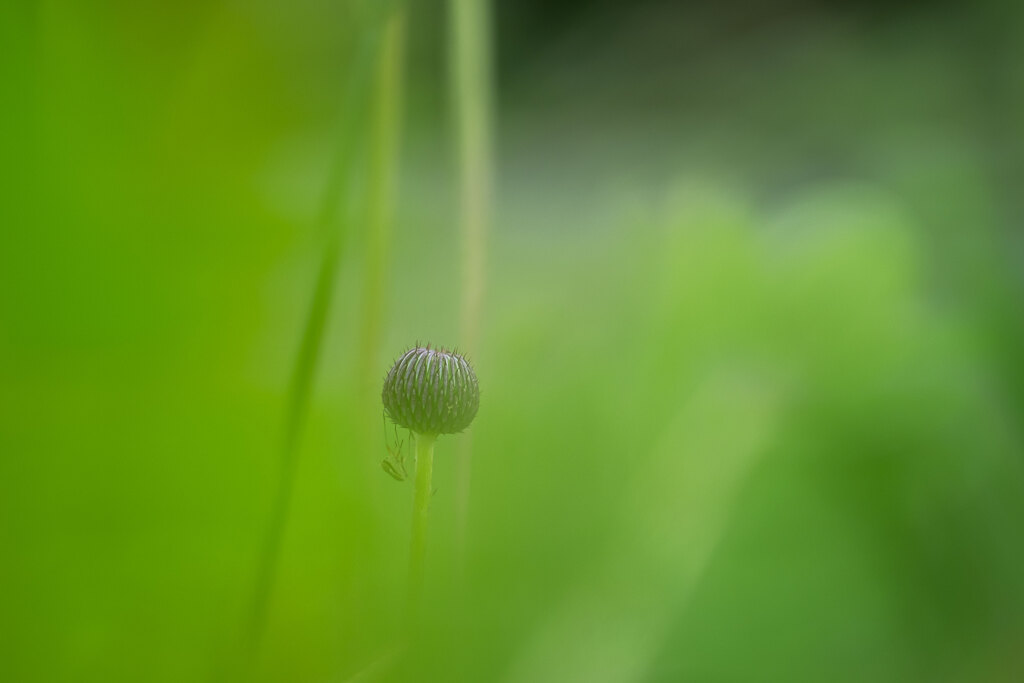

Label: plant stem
[450,0,494,355]
[407,432,436,624]
[241,3,397,673]
[358,7,405,407]
[237,3,407,680]
[449,0,495,575]
[245,230,338,658]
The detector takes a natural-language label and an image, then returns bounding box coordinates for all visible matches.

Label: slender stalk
[449,0,495,572]
[407,432,436,624]
[241,4,389,673]
[358,8,405,405]
[245,233,339,661]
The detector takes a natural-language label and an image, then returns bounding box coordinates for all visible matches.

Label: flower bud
[382,345,479,435]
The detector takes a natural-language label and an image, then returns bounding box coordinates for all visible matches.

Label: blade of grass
[356,4,406,410]
[241,3,398,673]
[449,0,495,574]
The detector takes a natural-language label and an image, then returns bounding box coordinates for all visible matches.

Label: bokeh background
[3,1,1024,681]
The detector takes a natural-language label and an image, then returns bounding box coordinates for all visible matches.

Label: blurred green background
[3,1,1024,681]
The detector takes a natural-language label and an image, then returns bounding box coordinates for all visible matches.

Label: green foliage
[2,2,1024,683]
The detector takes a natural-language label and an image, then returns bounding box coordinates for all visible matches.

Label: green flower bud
[382,345,480,436]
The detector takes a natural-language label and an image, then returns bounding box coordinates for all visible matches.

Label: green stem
[242,11,382,670]
[358,7,405,404]
[407,432,436,623]
[450,0,492,365]
[449,0,494,573]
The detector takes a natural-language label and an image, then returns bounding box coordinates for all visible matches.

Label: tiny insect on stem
[382,458,406,481]
[381,412,410,482]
